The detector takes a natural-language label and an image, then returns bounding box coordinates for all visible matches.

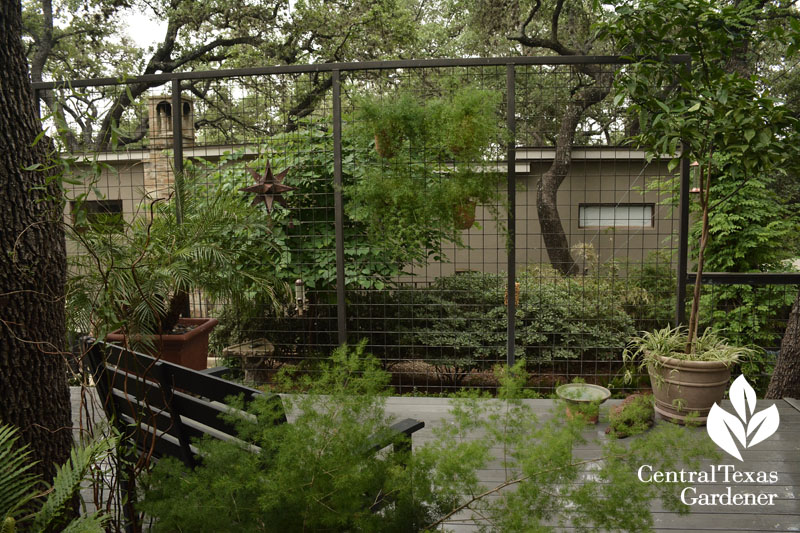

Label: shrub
[606,394,655,439]
[139,351,717,532]
[621,250,677,331]
[140,342,451,531]
[385,268,637,384]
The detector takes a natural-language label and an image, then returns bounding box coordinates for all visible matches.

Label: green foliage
[694,153,798,348]
[141,345,717,532]
[624,326,754,371]
[433,85,504,160]
[0,424,115,533]
[605,0,800,347]
[418,362,718,532]
[700,178,798,273]
[606,394,655,439]
[140,341,449,531]
[636,171,796,347]
[207,124,485,358]
[353,91,430,159]
[0,425,38,526]
[621,250,677,330]
[23,0,430,148]
[608,0,799,173]
[347,85,505,244]
[202,125,464,294]
[380,267,636,383]
[67,164,286,342]
[30,437,116,533]
[737,349,778,398]
[699,285,796,349]
[209,120,508,358]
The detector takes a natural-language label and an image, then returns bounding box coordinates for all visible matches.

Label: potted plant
[624,326,753,424]
[556,380,611,424]
[347,84,504,240]
[354,90,428,159]
[67,163,286,369]
[434,85,502,159]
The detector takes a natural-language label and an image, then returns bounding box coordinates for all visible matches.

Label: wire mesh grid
[47,58,795,396]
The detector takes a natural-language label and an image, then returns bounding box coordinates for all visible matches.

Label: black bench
[85,340,424,530]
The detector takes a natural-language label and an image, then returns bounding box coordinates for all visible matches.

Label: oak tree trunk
[0,0,72,483]
[766,289,800,399]
[537,78,611,276]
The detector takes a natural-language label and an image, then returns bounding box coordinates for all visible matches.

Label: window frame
[577,202,655,230]
[70,199,125,233]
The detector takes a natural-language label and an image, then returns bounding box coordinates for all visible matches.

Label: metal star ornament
[239,160,295,213]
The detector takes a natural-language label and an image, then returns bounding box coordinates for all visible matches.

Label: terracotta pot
[647,353,731,425]
[565,405,600,424]
[556,383,611,425]
[453,200,477,230]
[106,317,219,370]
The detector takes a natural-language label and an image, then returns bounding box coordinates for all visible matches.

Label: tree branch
[160,36,262,72]
[509,0,578,56]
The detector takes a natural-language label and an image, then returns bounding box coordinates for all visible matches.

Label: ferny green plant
[0,424,116,533]
[140,345,717,532]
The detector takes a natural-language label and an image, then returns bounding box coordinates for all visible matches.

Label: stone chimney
[143,94,195,198]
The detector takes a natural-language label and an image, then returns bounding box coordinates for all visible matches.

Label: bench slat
[85,339,423,474]
[98,342,268,406]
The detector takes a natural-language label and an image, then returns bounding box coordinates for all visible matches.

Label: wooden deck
[383,397,800,532]
[71,388,800,531]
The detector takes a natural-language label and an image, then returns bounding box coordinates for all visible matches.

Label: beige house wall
[407,152,675,281]
[66,147,676,282]
[64,154,146,255]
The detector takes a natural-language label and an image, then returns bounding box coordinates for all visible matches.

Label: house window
[578,204,654,229]
[71,199,124,232]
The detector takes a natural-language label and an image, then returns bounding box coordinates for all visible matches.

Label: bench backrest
[86,340,286,468]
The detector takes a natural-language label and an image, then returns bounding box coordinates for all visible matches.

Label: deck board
[384,397,800,532]
[70,388,800,531]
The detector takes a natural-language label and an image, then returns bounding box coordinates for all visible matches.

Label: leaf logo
[706,375,780,461]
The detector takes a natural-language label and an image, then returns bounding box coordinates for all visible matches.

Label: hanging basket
[374,130,398,159]
[453,200,477,230]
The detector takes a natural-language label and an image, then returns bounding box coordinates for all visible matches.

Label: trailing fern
[0,425,38,527]
[0,424,115,533]
[31,437,115,532]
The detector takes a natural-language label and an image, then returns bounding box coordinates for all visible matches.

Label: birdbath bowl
[556,383,611,424]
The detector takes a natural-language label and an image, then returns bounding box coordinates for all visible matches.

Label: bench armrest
[199,366,229,378]
[366,418,424,455]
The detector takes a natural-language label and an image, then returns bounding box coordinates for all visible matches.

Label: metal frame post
[332,70,347,345]
[171,79,185,225]
[171,79,190,318]
[676,145,690,326]
[506,64,517,367]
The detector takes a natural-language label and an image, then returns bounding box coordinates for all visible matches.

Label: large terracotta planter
[647,353,731,425]
[106,317,218,370]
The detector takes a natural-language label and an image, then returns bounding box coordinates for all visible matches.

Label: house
[66,95,676,280]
